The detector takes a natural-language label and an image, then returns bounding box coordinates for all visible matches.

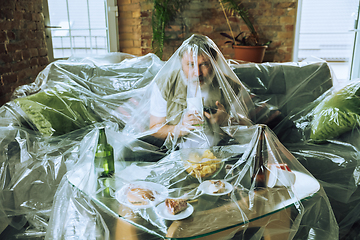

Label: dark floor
[0,223,45,240]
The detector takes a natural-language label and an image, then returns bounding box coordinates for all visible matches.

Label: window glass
[297,0,359,81]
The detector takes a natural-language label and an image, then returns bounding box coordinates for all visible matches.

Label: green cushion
[310,81,360,141]
[14,86,102,137]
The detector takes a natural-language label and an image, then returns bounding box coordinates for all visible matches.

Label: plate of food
[198,180,233,196]
[156,198,194,220]
[115,181,168,209]
[182,149,224,179]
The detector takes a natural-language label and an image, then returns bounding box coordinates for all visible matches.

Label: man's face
[181,51,214,88]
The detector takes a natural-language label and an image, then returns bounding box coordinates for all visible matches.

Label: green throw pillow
[310,81,360,141]
[14,86,102,137]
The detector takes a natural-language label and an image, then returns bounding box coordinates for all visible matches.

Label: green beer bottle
[95,127,115,178]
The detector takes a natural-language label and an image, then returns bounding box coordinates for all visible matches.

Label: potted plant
[151,0,190,59]
[219,0,271,63]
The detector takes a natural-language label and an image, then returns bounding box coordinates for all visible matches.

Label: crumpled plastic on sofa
[0,46,347,240]
[272,78,360,239]
[0,52,164,238]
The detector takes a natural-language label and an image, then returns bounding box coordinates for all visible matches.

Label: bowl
[180,148,225,180]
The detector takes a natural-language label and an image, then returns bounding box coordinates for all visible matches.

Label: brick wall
[0,0,49,107]
[119,0,297,62]
[117,0,143,56]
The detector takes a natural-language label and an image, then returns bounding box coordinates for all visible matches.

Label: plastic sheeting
[273,79,360,240]
[0,34,353,239]
[123,35,254,151]
[45,124,337,240]
[0,52,165,239]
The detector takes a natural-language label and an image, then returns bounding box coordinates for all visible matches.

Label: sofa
[232,60,360,239]
[0,53,357,239]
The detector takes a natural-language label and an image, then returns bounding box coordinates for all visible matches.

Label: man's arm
[149,115,176,140]
[150,112,203,140]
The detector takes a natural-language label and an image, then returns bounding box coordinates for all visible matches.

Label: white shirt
[150,83,167,117]
[149,76,220,149]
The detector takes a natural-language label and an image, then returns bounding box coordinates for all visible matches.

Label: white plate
[115,181,168,209]
[155,202,194,220]
[198,180,233,196]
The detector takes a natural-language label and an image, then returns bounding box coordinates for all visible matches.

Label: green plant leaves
[151,0,190,59]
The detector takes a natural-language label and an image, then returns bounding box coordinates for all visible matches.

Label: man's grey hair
[179,34,218,60]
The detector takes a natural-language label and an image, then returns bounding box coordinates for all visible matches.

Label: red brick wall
[117,0,143,56]
[119,0,297,62]
[0,0,49,106]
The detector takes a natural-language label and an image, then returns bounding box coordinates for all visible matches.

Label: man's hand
[176,111,204,136]
[204,101,229,126]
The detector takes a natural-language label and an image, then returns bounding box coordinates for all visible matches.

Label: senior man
[148,34,253,148]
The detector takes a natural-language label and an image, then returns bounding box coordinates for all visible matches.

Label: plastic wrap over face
[45,124,338,240]
[123,34,254,151]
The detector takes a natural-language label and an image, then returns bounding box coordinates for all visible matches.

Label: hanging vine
[151,0,189,59]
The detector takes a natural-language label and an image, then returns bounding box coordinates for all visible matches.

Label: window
[43,0,118,61]
[294,0,359,82]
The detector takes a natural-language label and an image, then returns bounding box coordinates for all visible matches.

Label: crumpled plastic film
[0,122,101,238]
[122,34,254,152]
[0,52,164,238]
[272,78,360,239]
[0,33,343,239]
[45,125,113,240]
[45,176,111,240]
[45,124,337,240]
[10,52,165,134]
[230,57,333,128]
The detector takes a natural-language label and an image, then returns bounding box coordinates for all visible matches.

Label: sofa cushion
[232,61,333,117]
[13,86,102,137]
[310,81,360,141]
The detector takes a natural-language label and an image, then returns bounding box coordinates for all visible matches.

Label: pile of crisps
[185,150,222,178]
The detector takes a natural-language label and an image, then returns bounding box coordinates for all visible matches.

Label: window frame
[43,0,119,62]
